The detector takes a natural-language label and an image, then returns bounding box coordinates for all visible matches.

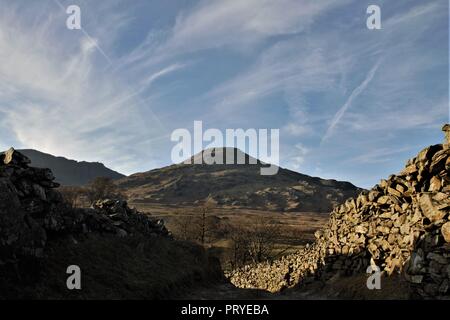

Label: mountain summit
[117,147,362,212]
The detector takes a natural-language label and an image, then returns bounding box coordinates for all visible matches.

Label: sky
[0,0,448,188]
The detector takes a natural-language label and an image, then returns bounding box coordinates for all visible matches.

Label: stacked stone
[92,199,169,237]
[0,148,169,266]
[229,125,450,298]
[227,242,324,293]
[0,148,65,261]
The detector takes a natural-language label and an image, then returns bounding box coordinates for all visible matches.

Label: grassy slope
[0,234,222,300]
[117,159,362,213]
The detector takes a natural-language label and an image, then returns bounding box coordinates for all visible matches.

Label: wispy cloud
[143,63,186,88]
[0,2,166,174]
[288,143,310,170]
[284,123,313,137]
[165,0,346,51]
[350,146,413,164]
[203,38,341,115]
[321,60,382,143]
[384,1,443,28]
[118,0,351,70]
[0,0,446,189]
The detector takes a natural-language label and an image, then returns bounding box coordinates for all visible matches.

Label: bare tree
[226,218,281,268]
[247,218,280,263]
[199,196,217,245]
[177,215,192,241]
[169,198,220,246]
[170,214,197,241]
[86,177,125,204]
[58,186,86,208]
[227,224,251,269]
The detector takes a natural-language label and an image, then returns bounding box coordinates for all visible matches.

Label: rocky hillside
[117,147,362,212]
[0,148,221,299]
[19,149,124,186]
[229,125,450,299]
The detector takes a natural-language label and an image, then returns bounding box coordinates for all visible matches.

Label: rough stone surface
[443,124,450,149]
[442,222,450,243]
[0,149,169,267]
[229,128,450,299]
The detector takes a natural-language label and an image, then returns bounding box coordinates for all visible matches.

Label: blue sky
[0,0,448,188]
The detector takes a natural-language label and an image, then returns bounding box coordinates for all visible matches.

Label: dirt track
[182,273,415,300]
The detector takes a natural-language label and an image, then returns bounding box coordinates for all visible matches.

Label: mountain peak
[188,147,260,166]
[117,152,362,212]
[18,149,125,186]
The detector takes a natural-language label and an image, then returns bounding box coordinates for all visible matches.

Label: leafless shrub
[226,218,281,268]
[86,177,126,204]
[58,186,86,208]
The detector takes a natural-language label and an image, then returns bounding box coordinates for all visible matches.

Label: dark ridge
[19,149,125,186]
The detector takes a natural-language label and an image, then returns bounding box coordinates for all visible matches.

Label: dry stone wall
[0,148,168,267]
[229,125,450,299]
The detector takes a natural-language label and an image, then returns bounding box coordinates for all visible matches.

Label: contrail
[52,0,113,65]
[321,59,382,143]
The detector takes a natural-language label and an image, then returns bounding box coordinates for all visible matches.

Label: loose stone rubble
[0,148,168,266]
[229,125,450,299]
[92,199,168,237]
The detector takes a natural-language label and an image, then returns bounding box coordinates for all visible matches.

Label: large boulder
[1,147,31,166]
